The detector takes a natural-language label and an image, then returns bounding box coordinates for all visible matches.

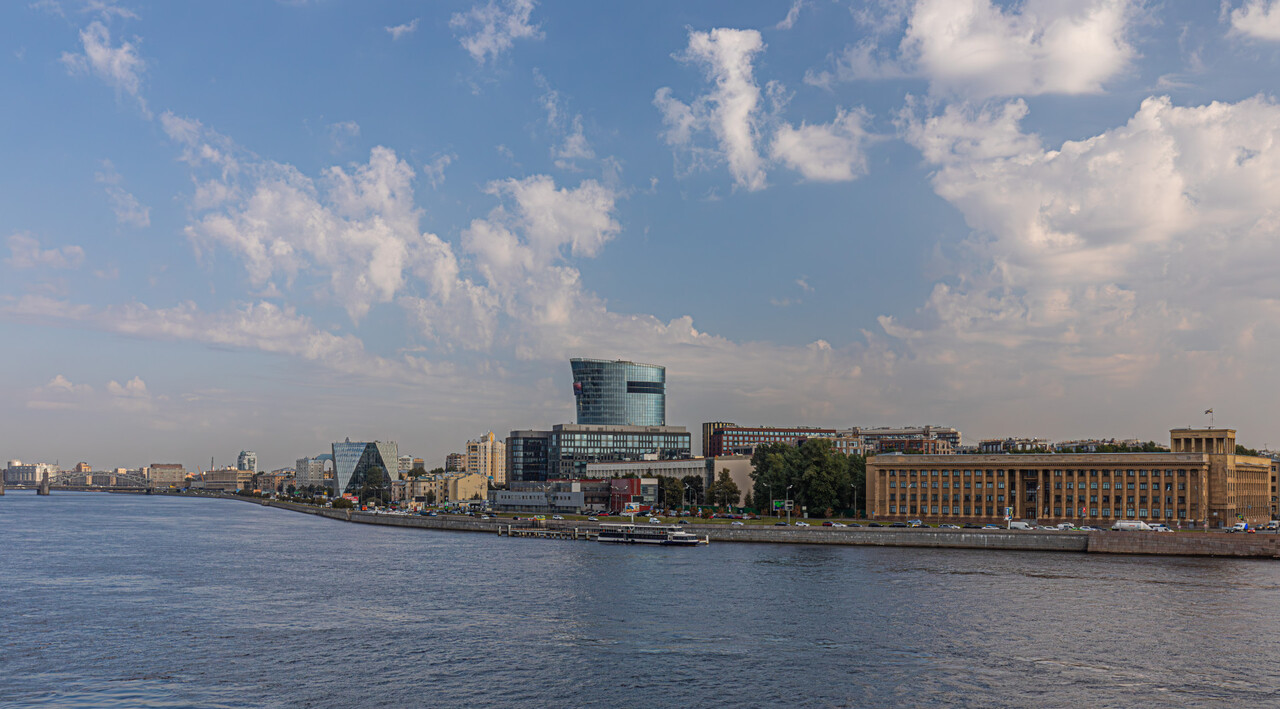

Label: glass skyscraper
[570,358,665,427]
[330,438,398,497]
[505,424,691,482]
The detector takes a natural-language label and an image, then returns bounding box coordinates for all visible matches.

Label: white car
[830,522,847,528]
[587,516,598,521]
[552,515,564,520]
[648,517,662,524]
[794,521,810,527]
[730,521,745,526]
[938,524,959,529]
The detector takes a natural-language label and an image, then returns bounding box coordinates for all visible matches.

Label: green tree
[711,469,740,507]
[409,466,428,478]
[331,497,354,509]
[659,477,683,510]
[1236,444,1261,456]
[742,490,754,510]
[359,466,388,506]
[847,454,867,516]
[429,467,445,475]
[794,439,850,517]
[426,490,436,505]
[750,443,796,516]
[681,474,704,506]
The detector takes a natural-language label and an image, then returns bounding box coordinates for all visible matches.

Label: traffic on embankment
[184,491,1280,559]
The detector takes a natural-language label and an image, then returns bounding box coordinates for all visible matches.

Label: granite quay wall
[1087,531,1280,558]
[196,494,1280,558]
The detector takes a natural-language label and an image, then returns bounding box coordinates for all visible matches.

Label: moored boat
[596,523,707,546]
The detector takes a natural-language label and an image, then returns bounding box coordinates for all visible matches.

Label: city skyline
[5,1,1280,470]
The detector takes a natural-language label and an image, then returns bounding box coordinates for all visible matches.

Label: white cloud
[655,28,768,191]
[327,120,361,152]
[44,374,92,394]
[775,0,806,30]
[450,0,542,64]
[95,160,150,228]
[107,376,147,397]
[60,20,149,115]
[1230,1,1280,40]
[535,71,596,169]
[173,120,460,323]
[423,153,455,189]
[385,18,419,40]
[770,107,872,181]
[810,0,1138,99]
[6,233,85,269]
[890,93,1280,403]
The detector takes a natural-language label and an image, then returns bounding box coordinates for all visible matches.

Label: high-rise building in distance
[237,450,258,472]
[570,358,665,427]
[464,431,506,486]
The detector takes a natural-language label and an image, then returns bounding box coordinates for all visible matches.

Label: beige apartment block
[464,431,506,486]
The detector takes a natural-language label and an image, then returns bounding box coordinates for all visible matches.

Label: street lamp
[851,482,858,521]
[683,483,690,517]
[786,484,794,525]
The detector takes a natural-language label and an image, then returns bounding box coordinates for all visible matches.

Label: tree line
[748,440,866,518]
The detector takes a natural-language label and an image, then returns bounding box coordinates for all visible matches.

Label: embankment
[205,494,1280,559]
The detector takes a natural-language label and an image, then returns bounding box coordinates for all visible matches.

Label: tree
[359,466,388,506]
[742,490,754,510]
[426,490,437,505]
[1237,444,1261,456]
[681,474,704,506]
[409,466,428,478]
[659,477,683,510]
[429,467,445,476]
[794,439,850,517]
[711,469,740,507]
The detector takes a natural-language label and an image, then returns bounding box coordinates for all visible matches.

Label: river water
[2,491,1279,708]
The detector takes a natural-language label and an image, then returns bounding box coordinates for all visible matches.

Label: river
[2,491,1279,707]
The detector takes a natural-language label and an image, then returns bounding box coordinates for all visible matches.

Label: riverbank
[195,492,1280,559]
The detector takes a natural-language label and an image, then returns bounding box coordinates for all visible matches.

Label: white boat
[596,523,707,546]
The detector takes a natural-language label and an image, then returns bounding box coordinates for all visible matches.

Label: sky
[6,0,1280,471]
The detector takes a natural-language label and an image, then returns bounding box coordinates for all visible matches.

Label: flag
[1205,408,1213,414]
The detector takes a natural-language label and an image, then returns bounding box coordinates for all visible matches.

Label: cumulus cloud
[450,0,542,64]
[385,18,419,40]
[423,153,455,189]
[657,28,875,188]
[655,28,768,191]
[6,233,85,269]
[1230,1,1280,40]
[770,107,872,181]
[168,113,459,323]
[44,374,92,394]
[60,20,149,114]
[809,0,1138,98]
[889,94,1280,405]
[95,160,150,228]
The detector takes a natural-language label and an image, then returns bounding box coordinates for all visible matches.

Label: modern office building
[330,439,398,497]
[570,358,666,426]
[237,450,257,472]
[506,424,691,482]
[869,427,1271,528]
[464,431,506,485]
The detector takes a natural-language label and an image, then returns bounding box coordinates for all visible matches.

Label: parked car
[963,523,982,529]
[774,521,788,526]
[731,521,745,526]
[830,522,847,528]
[847,522,862,527]
[822,521,835,526]
[1078,525,1099,531]
[939,524,960,529]
[889,522,908,528]
[983,524,1000,529]
[552,515,564,520]
[868,522,883,528]
[1008,521,1034,530]
[794,521,810,527]
[648,517,662,524]
[676,520,689,525]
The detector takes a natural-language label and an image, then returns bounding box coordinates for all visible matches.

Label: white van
[1148,523,1172,533]
[1008,521,1034,530]
[1112,520,1152,531]
[1055,523,1076,531]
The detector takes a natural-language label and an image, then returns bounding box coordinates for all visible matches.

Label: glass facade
[571,358,665,427]
[330,439,398,497]
[506,430,551,483]
[505,424,691,482]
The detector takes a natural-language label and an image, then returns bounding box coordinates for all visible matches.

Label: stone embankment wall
[206,495,1280,558]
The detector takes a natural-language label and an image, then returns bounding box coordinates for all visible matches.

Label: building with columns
[869,427,1272,529]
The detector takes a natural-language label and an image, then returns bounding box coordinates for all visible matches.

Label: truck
[1112,520,1152,531]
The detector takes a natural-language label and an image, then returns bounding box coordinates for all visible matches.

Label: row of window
[887,505,1190,519]
[884,469,1191,477]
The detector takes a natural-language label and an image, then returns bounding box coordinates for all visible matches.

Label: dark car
[848,522,862,527]
[676,520,689,525]
[774,521,788,526]
[822,521,835,527]
[868,522,883,527]
[889,522,908,528]
[963,523,982,529]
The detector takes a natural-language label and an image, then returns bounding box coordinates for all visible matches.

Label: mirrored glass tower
[570,358,665,427]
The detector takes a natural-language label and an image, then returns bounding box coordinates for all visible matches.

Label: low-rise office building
[869,428,1271,528]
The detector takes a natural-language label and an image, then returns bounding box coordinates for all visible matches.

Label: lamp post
[786,484,794,525]
[851,482,858,521]
[683,483,690,517]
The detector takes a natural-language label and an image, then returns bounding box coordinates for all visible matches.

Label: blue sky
[6,0,1280,471]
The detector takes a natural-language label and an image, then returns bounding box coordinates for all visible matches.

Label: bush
[331,498,355,509]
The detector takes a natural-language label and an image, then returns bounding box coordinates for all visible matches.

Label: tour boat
[596,523,707,546]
